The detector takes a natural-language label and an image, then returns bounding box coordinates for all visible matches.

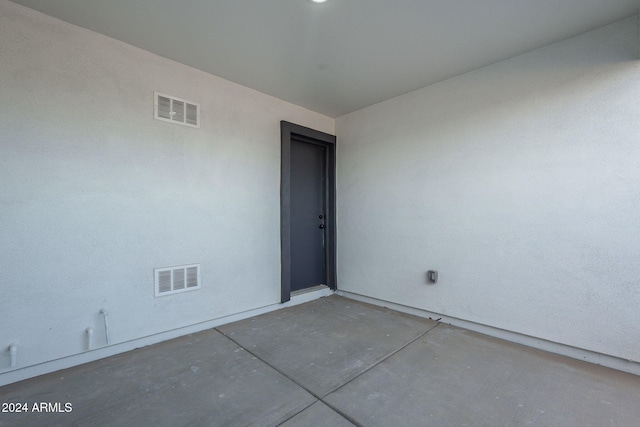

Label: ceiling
[10,0,640,117]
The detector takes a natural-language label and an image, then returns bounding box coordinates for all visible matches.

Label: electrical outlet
[427,270,438,283]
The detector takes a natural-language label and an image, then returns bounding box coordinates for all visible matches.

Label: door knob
[319,224,325,229]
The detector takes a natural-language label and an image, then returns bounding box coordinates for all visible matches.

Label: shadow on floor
[1,295,639,426]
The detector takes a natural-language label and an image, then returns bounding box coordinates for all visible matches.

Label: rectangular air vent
[154,92,200,128]
[154,264,201,297]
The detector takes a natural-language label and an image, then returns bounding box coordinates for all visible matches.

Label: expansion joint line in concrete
[326,322,441,398]
[216,322,441,427]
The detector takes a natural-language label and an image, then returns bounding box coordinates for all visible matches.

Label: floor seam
[273,400,318,426]
[322,322,441,399]
[216,328,362,426]
[215,322,441,427]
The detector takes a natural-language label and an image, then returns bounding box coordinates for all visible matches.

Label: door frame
[280,121,337,303]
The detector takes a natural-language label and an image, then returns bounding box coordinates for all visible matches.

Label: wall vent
[154,264,201,297]
[154,92,200,128]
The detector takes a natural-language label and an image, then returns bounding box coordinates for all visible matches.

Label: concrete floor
[1,296,640,426]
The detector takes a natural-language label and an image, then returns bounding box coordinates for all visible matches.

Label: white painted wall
[336,16,640,363]
[0,0,333,379]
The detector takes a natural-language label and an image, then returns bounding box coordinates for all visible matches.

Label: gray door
[280,121,336,303]
[290,138,326,291]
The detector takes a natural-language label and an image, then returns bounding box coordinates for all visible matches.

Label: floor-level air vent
[154,264,201,297]
[154,92,200,128]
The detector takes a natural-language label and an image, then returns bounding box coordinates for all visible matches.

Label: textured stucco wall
[0,0,333,375]
[336,16,640,362]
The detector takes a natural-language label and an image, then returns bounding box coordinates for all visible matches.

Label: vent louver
[154,264,201,297]
[154,92,200,128]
